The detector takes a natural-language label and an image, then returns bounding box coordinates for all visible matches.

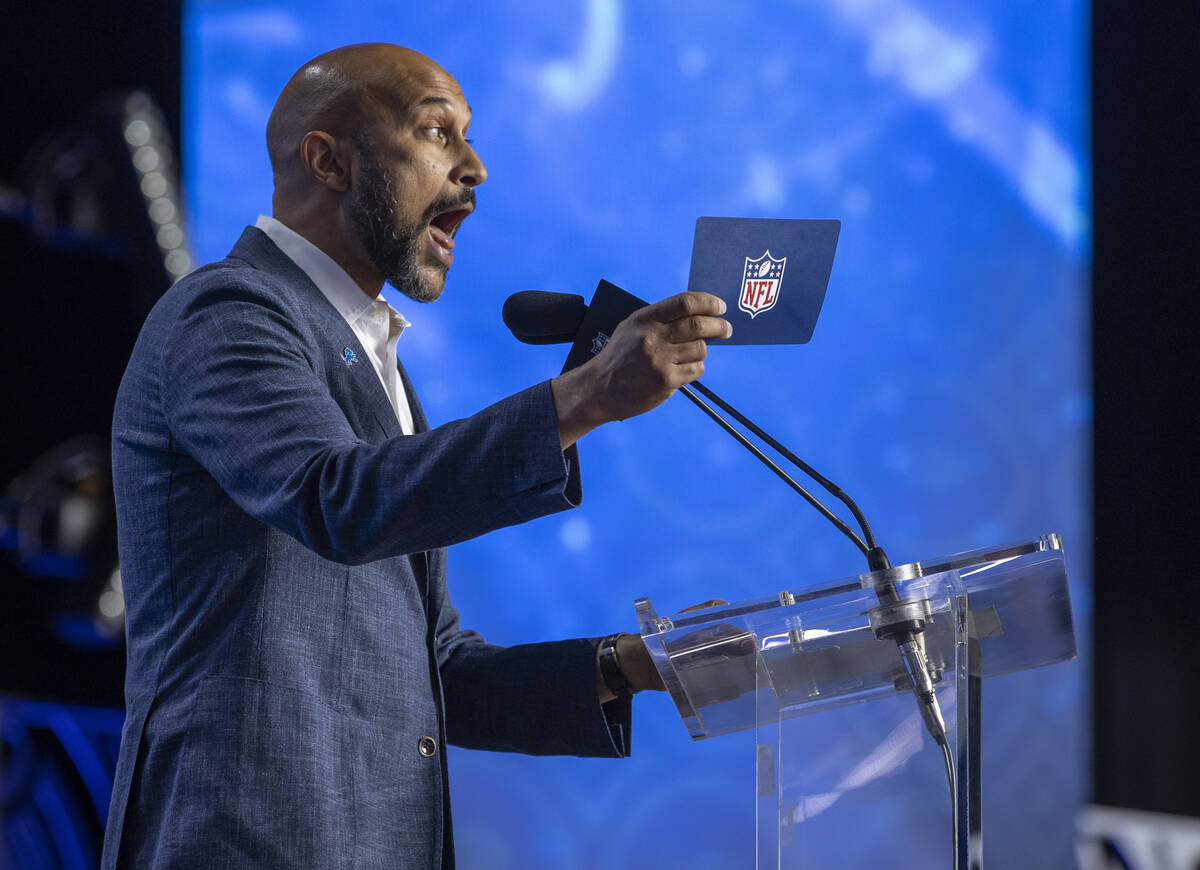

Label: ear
[299,131,350,192]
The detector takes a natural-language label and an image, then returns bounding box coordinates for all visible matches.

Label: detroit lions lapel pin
[343,347,359,367]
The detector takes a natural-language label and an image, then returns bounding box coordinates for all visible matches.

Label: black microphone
[501,291,587,345]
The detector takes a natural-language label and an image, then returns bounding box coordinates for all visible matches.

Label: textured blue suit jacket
[103,227,630,869]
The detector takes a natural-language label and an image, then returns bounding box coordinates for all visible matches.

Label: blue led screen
[185,2,1090,866]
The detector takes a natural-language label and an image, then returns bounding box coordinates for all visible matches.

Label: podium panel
[636,535,1075,869]
[757,680,968,868]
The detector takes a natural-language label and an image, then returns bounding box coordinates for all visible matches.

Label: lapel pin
[343,347,359,367]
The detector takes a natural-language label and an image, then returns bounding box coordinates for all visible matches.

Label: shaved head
[263,44,485,303]
[266,43,455,177]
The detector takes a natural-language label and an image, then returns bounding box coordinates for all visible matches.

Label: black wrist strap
[597,633,635,699]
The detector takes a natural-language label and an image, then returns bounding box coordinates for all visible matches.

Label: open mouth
[430,206,472,237]
[427,205,473,267]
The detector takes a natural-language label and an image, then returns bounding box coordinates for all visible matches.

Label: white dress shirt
[255,214,415,435]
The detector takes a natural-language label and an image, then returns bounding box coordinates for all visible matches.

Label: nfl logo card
[687,217,840,345]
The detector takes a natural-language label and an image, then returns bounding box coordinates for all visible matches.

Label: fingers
[646,291,727,323]
[673,360,705,384]
[664,314,732,344]
[641,292,731,348]
[669,339,707,364]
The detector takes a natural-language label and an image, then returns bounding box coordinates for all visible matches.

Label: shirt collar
[254,214,410,331]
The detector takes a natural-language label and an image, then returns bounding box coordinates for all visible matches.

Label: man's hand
[551,291,731,449]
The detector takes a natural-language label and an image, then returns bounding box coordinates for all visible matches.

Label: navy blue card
[561,280,647,372]
[687,217,840,344]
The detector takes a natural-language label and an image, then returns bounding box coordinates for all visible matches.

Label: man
[103,43,730,868]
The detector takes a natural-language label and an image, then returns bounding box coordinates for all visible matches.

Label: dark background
[0,0,1196,854]
[1091,0,1200,817]
[0,5,181,706]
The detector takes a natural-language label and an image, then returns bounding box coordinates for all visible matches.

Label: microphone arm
[675,381,950,756]
[678,372,955,857]
[675,383,871,557]
[688,381,880,552]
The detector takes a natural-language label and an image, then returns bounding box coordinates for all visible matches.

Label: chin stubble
[348,131,445,303]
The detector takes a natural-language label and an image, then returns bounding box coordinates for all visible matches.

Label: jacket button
[418,736,438,757]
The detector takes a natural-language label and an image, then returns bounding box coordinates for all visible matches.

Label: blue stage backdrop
[185,2,1090,866]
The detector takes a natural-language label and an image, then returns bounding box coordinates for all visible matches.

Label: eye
[422,123,472,148]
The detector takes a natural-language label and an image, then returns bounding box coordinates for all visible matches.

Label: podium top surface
[636,535,1076,740]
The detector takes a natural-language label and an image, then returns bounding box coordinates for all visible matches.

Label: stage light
[120,91,192,285]
[132,145,160,173]
[123,119,151,148]
[139,171,167,199]
[95,565,124,639]
[165,248,192,277]
[155,223,183,249]
[17,88,192,292]
[148,197,175,224]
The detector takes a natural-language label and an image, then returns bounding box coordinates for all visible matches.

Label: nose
[454,141,487,188]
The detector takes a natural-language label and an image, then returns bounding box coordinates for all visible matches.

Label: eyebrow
[416,96,472,114]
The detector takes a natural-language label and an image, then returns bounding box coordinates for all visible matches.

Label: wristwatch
[597,633,636,699]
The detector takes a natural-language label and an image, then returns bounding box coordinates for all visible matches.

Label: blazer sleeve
[430,564,632,758]
[160,274,579,565]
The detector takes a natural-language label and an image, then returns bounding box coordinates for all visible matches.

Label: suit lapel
[397,362,429,434]
[229,227,404,441]
[316,315,401,441]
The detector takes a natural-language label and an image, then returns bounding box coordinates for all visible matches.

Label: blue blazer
[103,227,629,869]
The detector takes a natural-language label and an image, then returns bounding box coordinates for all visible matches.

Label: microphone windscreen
[502,291,588,344]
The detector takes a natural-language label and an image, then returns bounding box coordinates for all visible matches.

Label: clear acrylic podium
[636,534,1076,869]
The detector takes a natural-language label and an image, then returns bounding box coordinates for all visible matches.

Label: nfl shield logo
[738,250,787,318]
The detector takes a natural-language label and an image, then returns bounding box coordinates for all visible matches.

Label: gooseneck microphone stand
[676,379,961,869]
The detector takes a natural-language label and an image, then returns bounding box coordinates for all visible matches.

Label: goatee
[348,132,471,303]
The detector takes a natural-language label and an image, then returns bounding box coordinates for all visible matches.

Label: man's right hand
[550,291,732,449]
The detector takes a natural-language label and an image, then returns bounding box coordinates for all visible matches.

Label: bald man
[103,44,729,868]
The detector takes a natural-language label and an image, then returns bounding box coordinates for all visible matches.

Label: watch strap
[597,633,635,699]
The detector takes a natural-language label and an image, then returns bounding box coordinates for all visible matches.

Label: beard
[348,132,472,303]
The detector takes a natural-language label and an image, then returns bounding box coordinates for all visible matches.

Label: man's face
[347,69,485,303]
